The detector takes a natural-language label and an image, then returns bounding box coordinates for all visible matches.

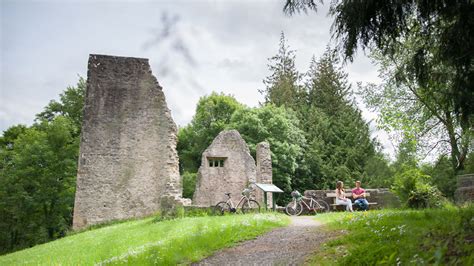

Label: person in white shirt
[335,181,353,212]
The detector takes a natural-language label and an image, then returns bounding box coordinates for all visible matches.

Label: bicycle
[285,190,330,216]
[214,188,260,215]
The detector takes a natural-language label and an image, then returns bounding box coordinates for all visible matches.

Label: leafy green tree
[181,172,197,199]
[260,32,305,111]
[363,151,394,188]
[229,104,306,197]
[421,156,457,199]
[0,78,85,253]
[463,152,474,174]
[36,77,86,136]
[177,92,245,173]
[359,36,472,172]
[0,117,78,253]
[284,0,474,126]
[178,93,307,203]
[390,133,418,172]
[0,125,28,148]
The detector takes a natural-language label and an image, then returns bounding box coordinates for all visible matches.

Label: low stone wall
[304,188,400,209]
[454,174,474,204]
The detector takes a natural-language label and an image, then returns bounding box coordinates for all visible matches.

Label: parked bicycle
[214,188,260,215]
[285,190,330,216]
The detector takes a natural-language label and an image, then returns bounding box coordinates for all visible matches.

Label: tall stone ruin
[256,142,273,207]
[73,54,185,229]
[193,130,272,206]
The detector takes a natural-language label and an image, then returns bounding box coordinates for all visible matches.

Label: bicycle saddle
[225,192,231,196]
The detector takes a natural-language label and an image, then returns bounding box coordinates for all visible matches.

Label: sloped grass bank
[311,207,473,265]
[0,213,289,265]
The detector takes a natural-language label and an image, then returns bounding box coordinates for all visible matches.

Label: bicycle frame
[225,194,250,209]
[298,196,324,210]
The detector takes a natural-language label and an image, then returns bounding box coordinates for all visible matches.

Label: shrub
[182,171,197,199]
[392,168,447,208]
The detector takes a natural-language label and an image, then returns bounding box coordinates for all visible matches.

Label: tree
[0,117,78,253]
[303,51,377,188]
[421,155,457,199]
[392,168,446,209]
[178,92,245,173]
[229,104,306,198]
[177,92,307,202]
[260,32,304,111]
[284,0,474,126]
[0,78,84,253]
[359,35,472,171]
[363,151,394,188]
[36,77,86,136]
[305,51,350,114]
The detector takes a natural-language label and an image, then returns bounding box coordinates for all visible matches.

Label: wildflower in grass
[241,220,251,227]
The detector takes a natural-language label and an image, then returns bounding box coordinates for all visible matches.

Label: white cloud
[0,0,393,157]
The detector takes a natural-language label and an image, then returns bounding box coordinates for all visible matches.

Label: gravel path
[194,216,330,266]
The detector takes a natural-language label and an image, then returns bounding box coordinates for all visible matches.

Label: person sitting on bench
[352,180,369,211]
[335,181,353,212]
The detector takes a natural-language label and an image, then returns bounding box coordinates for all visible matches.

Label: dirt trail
[194,216,330,266]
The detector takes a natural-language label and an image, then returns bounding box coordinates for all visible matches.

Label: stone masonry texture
[455,174,474,203]
[73,54,183,229]
[256,142,273,207]
[193,130,259,206]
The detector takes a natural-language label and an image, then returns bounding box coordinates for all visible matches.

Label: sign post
[254,183,284,211]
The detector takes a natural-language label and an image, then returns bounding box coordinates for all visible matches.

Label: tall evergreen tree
[306,51,350,113]
[303,51,376,188]
[260,32,304,110]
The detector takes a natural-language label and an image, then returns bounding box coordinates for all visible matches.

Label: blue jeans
[354,198,369,210]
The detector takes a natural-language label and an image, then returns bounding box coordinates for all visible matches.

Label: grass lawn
[0,213,289,265]
[311,206,474,265]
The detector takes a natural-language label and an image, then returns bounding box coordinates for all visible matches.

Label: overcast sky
[1,0,394,157]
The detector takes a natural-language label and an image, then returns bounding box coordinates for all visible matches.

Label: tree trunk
[444,111,463,171]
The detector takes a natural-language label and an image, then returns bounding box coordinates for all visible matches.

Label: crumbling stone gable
[192,130,273,206]
[73,54,183,229]
[193,130,258,206]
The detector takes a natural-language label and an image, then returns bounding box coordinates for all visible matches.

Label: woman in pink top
[336,181,353,212]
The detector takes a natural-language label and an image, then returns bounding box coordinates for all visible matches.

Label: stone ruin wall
[73,54,184,229]
[455,174,474,204]
[256,142,272,207]
[193,130,257,206]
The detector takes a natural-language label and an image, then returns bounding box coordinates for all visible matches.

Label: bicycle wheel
[213,201,231,215]
[241,199,260,214]
[285,200,303,216]
[314,199,330,214]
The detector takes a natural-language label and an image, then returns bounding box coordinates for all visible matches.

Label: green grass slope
[311,206,474,265]
[0,213,289,265]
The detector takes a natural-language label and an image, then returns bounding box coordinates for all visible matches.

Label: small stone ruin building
[73,54,188,230]
[193,130,272,206]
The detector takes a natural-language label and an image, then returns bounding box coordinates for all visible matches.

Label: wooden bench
[326,192,377,210]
